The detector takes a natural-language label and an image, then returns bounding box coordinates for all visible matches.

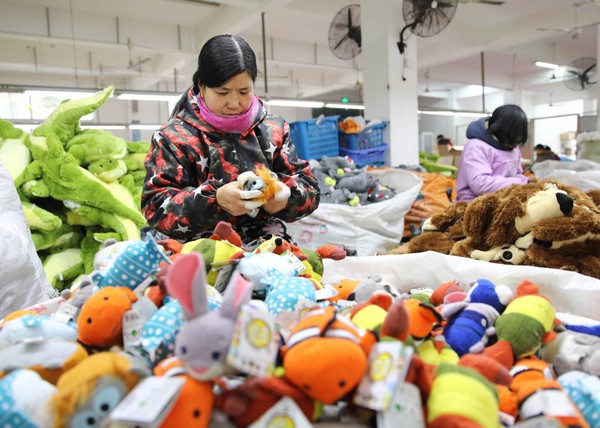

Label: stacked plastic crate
[289,116,340,161]
[338,121,388,167]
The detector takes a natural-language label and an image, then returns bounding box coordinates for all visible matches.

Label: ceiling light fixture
[418,109,489,118]
[534,61,559,69]
[81,125,127,130]
[129,124,162,130]
[266,99,325,108]
[116,91,181,102]
[324,103,365,110]
[23,89,101,99]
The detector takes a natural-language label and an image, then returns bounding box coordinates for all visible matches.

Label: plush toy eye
[193,409,202,419]
[69,410,99,427]
[180,345,187,355]
[211,351,221,360]
[93,385,123,415]
[480,319,487,327]
[338,380,346,388]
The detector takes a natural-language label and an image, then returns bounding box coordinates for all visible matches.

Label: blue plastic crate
[338,122,387,150]
[339,144,388,167]
[290,115,339,160]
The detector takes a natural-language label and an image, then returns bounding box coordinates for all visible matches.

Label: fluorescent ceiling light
[81,125,127,130]
[23,89,100,99]
[418,110,455,116]
[418,110,489,118]
[129,124,161,130]
[535,61,559,69]
[267,99,325,108]
[324,103,365,110]
[116,92,180,102]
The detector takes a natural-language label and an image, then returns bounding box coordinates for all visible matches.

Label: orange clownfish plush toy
[281,305,377,404]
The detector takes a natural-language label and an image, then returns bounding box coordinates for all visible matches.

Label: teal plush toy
[90,234,170,290]
[261,274,317,316]
[0,369,57,428]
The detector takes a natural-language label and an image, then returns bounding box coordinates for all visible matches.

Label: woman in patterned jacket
[141,34,320,245]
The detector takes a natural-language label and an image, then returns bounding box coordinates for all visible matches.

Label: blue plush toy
[441,301,500,356]
[261,274,317,316]
[0,369,57,428]
[558,370,600,428]
[466,278,513,314]
[91,234,170,290]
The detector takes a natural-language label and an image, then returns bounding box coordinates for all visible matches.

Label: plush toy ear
[166,252,208,320]
[220,271,252,320]
[441,301,469,319]
[462,193,500,239]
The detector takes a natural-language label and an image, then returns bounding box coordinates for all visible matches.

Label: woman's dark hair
[488,104,528,149]
[192,34,257,88]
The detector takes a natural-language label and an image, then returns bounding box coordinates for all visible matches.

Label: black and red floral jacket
[141,87,320,244]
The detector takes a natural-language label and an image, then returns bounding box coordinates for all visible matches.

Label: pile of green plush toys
[0,86,149,290]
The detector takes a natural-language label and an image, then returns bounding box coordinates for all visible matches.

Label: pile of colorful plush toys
[0,221,599,428]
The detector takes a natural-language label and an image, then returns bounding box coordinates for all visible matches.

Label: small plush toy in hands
[238,166,290,217]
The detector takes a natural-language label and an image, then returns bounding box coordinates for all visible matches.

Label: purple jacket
[456,118,528,202]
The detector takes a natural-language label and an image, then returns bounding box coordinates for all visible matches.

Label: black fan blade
[334,33,349,51]
[583,62,596,76]
[347,7,353,29]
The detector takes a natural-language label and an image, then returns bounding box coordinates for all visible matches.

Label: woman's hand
[217,181,256,216]
[262,181,290,214]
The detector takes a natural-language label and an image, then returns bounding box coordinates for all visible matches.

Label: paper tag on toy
[52,301,78,324]
[354,340,414,411]
[226,304,278,377]
[213,262,237,294]
[122,297,157,353]
[409,287,434,296]
[133,276,156,298]
[109,375,185,427]
[513,416,561,428]
[314,284,338,301]
[376,382,425,428]
[248,397,312,428]
[279,251,305,274]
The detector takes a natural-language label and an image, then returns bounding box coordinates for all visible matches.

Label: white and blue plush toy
[261,274,317,316]
[90,233,170,289]
[0,369,56,428]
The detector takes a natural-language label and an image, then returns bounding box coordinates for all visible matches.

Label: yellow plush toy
[51,352,145,428]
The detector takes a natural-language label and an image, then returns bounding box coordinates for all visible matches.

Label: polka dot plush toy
[91,234,170,290]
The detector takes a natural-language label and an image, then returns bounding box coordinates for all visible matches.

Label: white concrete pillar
[596,25,600,131]
[361,0,419,166]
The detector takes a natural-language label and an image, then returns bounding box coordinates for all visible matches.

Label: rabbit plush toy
[166,252,253,381]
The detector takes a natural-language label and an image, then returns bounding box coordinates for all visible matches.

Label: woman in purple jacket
[456,104,530,202]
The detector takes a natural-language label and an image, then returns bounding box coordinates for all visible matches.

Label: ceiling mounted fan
[563,57,596,91]
[328,4,361,60]
[537,4,600,39]
[398,0,458,54]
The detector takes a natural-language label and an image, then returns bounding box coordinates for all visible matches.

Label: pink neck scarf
[197,94,261,134]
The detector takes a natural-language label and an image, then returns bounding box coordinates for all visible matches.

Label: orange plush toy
[281,305,377,404]
[510,356,589,427]
[237,166,290,217]
[77,286,138,349]
[154,357,214,428]
[214,376,316,427]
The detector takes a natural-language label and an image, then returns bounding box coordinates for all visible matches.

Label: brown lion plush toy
[389,179,600,279]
